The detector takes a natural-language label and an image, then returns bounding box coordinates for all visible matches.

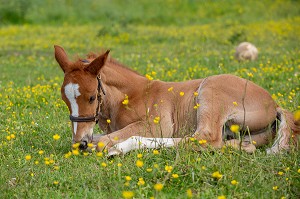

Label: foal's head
[54,45,109,149]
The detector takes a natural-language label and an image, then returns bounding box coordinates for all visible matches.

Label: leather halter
[69,60,105,123]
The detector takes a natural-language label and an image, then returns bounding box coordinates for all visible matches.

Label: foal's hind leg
[193,103,225,148]
[193,103,263,153]
[224,128,274,153]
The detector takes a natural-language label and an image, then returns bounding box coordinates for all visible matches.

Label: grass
[0,0,300,198]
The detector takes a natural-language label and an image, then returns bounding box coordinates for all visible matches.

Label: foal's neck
[101,60,148,95]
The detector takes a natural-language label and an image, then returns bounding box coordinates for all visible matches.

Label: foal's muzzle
[79,140,88,150]
[75,134,93,150]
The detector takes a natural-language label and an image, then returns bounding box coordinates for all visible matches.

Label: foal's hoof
[266,145,289,154]
[266,147,280,154]
[242,143,256,153]
[107,148,122,156]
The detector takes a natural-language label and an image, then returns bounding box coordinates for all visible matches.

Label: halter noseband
[69,60,105,123]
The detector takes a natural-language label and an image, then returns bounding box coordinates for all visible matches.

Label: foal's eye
[89,95,96,104]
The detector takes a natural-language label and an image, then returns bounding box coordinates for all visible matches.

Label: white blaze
[64,83,81,135]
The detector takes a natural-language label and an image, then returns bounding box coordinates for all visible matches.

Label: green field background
[0,0,299,198]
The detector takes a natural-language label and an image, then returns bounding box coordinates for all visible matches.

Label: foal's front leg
[92,121,145,151]
[92,121,181,156]
[107,136,182,156]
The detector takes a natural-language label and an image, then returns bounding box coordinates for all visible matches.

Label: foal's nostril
[79,140,88,150]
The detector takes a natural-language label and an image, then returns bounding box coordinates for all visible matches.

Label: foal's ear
[54,45,71,73]
[85,50,110,76]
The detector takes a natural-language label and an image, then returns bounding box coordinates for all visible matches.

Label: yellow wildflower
[154,183,163,191]
[218,196,226,199]
[137,153,143,158]
[193,103,200,109]
[272,94,277,100]
[72,143,80,149]
[145,74,153,80]
[97,142,105,148]
[6,135,11,141]
[72,149,79,155]
[179,92,185,96]
[101,162,107,167]
[273,186,278,191]
[230,125,240,133]
[87,143,94,148]
[53,181,59,185]
[25,155,32,161]
[96,152,103,157]
[186,189,193,198]
[231,180,238,185]
[117,163,122,167]
[38,150,44,155]
[168,87,173,92]
[53,134,60,140]
[122,99,129,105]
[165,165,173,173]
[193,92,198,96]
[125,176,132,181]
[233,101,238,106]
[278,171,284,176]
[252,141,257,145]
[64,151,72,158]
[172,174,179,178]
[212,171,223,180]
[153,149,160,155]
[106,119,111,124]
[247,72,254,78]
[285,167,290,172]
[199,139,207,145]
[122,191,134,199]
[146,168,153,172]
[122,94,129,105]
[136,160,144,168]
[137,178,145,186]
[153,116,160,124]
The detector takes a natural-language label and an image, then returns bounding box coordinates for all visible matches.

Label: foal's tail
[267,107,300,154]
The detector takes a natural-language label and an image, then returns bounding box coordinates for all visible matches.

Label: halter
[69,60,106,123]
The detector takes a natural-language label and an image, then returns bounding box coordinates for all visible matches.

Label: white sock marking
[64,83,81,135]
[109,136,176,155]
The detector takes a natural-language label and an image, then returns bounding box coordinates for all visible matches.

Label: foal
[54,45,299,155]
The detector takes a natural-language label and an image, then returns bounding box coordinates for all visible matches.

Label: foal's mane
[77,52,141,76]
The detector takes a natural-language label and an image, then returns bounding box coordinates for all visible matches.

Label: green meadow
[0,0,299,198]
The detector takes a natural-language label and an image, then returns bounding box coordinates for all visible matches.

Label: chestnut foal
[54,45,299,155]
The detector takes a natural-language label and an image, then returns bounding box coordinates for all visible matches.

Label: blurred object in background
[235,42,258,61]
